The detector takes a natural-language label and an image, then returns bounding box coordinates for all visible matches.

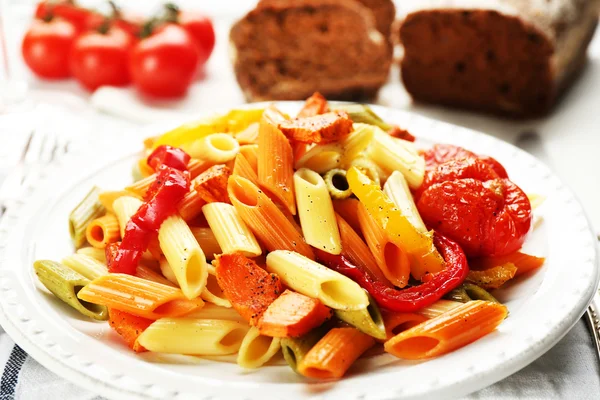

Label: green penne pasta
[323,169,352,200]
[334,293,386,340]
[331,104,392,131]
[62,254,108,280]
[445,286,472,303]
[281,326,328,372]
[463,283,500,304]
[69,186,105,249]
[33,260,108,321]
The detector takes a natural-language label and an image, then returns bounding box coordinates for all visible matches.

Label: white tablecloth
[1,1,599,399]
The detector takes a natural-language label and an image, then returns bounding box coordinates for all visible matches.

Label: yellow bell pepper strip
[153,108,265,149]
[346,167,445,279]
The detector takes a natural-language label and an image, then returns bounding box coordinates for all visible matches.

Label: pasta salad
[33,93,545,379]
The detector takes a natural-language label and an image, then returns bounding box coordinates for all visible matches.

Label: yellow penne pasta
[258,114,296,215]
[190,227,222,259]
[202,202,261,257]
[125,174,155,198]
[383,171,427,233]
[237,327,282,369]
[201,263,232,308]
[85,214,120,249]
[266,250,369,311]
[184,303,244,321]
[158,215,208,300]
[294,169,341,255]
[228,176,314,260]
[295,144,342,174]
[98,190,137,213]
[112,196,143,237]
[417,300,463,319]
[189,133,240,163]
[338,123,375,165]
[357,202,410,288]
[367,127,425,189]
[137,157,155,178]
[384,301,508,360]
[137,318,249,355]
[77,274,205,320]
[159,256,179,286]
[76,247,106,263]
[61,254,108,280]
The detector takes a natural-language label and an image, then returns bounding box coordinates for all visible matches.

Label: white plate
[0,104,597,400]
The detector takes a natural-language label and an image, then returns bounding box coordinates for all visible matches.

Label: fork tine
[19,131,34,162]
[24,130,45,164]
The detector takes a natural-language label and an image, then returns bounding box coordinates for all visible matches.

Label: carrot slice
[108,308,153,353]
[470,251,545,277]
[194,164,231,203]
[297,92,330,118]
[258,289,332,338]
[215,253,282,325]
[278,111,354,144]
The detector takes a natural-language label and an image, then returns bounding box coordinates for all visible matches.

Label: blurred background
[0,0,599,233]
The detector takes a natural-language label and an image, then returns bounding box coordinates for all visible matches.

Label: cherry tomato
[424,144,508,178]
[22,17,77,79]
[417,157,532,258]
[35,0,100,33]
[178,11,215,66]
[129,24,199,98]
[70,26,136,91]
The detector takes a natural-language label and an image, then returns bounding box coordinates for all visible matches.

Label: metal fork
[0,129,66,218]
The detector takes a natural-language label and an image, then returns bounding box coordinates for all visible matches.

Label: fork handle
[585,293,600,361]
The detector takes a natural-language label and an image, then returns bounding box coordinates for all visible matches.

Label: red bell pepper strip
[147,145,191,172]
[109,166,190,274]
[315,232,469,312]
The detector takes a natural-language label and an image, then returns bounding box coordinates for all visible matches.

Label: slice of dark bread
[230,0,392,102]
[397,0,600,117]
[355,0,396,36]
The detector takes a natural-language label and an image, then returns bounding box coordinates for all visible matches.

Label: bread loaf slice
[355,0,396,36]
[230,0,392,102]
[397,0,600,117]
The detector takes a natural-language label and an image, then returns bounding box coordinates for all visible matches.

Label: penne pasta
[382,312,428,340]
[33,260,108,320]
[203,202,261,257]
[383,171,427,233]
[158,256,179,286]
[295,144,342,174]
[258,113,296,215]
[266,250,369,311]
[238,144,259,173]
[85,214,120,249]
[232,153,259,186]
[137,318,249,356]
[76,274,205,320]
[335,213,388,283]
[201,263,232,308]
[76,246,106,264]
[237,327,282,369]
[177,188,206,222]
[349,157,381,186]
[332,198,362,234]
[190,227,222,260]
[335,293,386,340]
[338,123,375,164]
[158,215,208,300]
[323,168,352,200]
[62,254,108,280]
[189,133,240,163]
[357,202,410,288]
[298,327,375,379]
[98,190,137,213]
[113,196,143,237]
[367,127,425,189]
[125,174,155,198]
[69,186,105,249]
[417,300,463,319]
[235,122,260,145]
[136,264,176,287]
[228,176,314,260]
[384,301,508,360]
[281,327,328,372]
[136,157,155,178]
[294,169,341,255]
[184,303,244,321]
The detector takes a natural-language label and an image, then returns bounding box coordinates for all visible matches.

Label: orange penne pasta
[470,252,545,277]
[417,300,462,319]
[235,122,260,145]
[382,312,428,340]
[233,153,259,186]
[258,113,296,215]
[298,327,375,379]
[177,189,206,221]
[357,202,410,288]
[188,158,212,178]
[239,144,259,173]
[335,213,389,283]
[228,176,314,260]
[86,214,120,249]
[137,158,155,178]
[332,199,362,235]
[384,301,508,360]
[190,227,222,259]
[292,142,312,163]
[136,264,176,287]
[77,274,204,320]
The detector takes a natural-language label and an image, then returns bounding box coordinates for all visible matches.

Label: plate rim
[0,102,597,400]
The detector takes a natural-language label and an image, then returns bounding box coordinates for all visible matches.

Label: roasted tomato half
[424,144,508,179]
